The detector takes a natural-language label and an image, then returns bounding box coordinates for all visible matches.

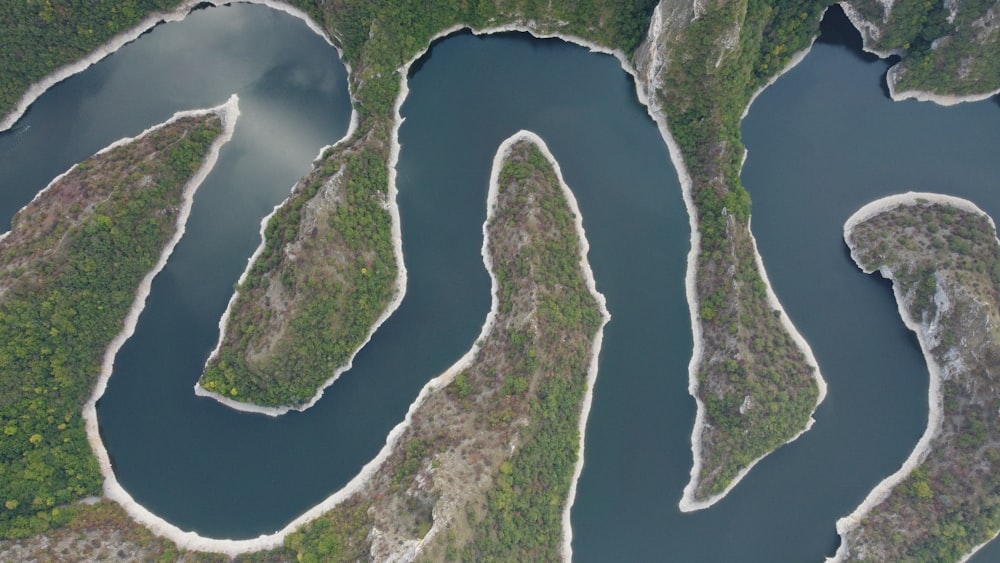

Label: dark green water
[1,3,999,560]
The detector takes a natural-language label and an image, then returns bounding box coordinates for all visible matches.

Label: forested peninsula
[836,194,1000,562]
[276,132,607,562]
[1,0,1000,560]
[0,102,234,540]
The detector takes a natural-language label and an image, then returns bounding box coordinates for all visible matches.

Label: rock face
[842,0,1000,102]
[836,193,1000,562]
[632,0,699,106]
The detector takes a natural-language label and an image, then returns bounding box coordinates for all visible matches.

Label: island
[0,98,237,540]
[1,0,999,559]
[835,193,1000,561]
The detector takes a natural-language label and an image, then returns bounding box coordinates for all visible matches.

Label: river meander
[1,3,999,560]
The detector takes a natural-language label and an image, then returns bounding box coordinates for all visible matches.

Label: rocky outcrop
[632,0,700,108]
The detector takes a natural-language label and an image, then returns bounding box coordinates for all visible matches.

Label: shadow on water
[818,5,895,100]
[408,29,566,78]
[406,29,468,77]
[878,54,901,100]
[841,240,926,357]
[190,2,216,13]
[817,5,878,63]
[826,535,843,560]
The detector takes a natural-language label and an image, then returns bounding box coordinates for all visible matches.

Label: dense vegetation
[0,114,223,539]
[843,199,1000,561]
[660,0,829,499]
[844,0,1000,96]
[283,498,372,562]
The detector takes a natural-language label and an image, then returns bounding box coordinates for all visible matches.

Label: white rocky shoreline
[831,191,1000,562]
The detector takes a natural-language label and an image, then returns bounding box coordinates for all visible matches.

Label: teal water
[1,3,999,559]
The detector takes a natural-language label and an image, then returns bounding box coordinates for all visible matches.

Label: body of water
[1,3,998,560]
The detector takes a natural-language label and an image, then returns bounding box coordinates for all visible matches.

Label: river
[0,3,998,560]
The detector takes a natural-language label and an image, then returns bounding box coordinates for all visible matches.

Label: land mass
[634,0,830,507]
[195,122,399,412]
[836,193,1000,562]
